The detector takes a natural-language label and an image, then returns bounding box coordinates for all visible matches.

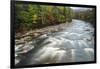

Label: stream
[15,19,94,66]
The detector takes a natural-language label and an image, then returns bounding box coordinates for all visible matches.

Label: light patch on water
[15,19,94,65]
[34,47,56,62]
[52,50,66,63]
[71,49,76,62]
[34,47,66,63]
[84,48,94,61]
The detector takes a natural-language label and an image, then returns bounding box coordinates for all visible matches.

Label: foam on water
[16,19,94,66]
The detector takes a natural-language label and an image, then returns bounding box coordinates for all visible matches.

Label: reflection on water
[15,19,94,66]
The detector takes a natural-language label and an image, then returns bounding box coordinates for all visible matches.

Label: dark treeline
[15,4,73,33]
[15,3,95,33]
[73,8,95,26]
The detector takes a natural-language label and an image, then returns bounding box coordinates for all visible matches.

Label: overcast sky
[70,7,93,10]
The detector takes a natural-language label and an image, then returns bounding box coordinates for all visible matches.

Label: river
[15,19,94,66]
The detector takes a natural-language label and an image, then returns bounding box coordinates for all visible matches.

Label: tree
[15,3,73,33]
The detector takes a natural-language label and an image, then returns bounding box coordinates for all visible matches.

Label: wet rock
[15,19,94,65]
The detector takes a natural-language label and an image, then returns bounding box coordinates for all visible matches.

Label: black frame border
[11,1,97,68]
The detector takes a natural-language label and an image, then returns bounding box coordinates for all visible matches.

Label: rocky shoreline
[15,22,69,64]
[15,22,69,45]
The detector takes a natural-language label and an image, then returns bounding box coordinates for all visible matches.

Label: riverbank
[15,19,94,65]
[15,22,70,64]
[15,22,69,45]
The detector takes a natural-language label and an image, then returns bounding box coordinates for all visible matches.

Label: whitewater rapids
[16,19,94,66]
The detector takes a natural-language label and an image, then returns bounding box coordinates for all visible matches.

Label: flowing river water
[15,19,94,66]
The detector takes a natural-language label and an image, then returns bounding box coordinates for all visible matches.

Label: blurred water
[15,19,94,66]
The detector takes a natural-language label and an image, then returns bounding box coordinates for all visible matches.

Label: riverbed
[15,19,94,66]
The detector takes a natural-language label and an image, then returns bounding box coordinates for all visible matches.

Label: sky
[71,7,92,10]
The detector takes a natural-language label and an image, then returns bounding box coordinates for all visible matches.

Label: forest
[14,3,95,65]
[15,4,73,33]
[73,8,95,26]
[15,3,95,34]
